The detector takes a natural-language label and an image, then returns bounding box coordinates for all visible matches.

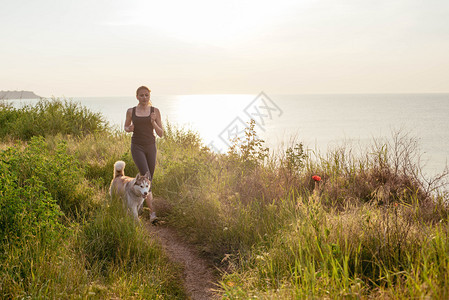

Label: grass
[1,98,448,298]
[0,99,186,299]
[1,198,186,299]
[154,121,449,298]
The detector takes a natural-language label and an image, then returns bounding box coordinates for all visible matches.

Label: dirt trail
[146,222,220,300]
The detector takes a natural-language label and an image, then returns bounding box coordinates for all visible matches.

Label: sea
[4,93,449,176]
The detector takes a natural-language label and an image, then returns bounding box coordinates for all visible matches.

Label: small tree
[228,119,269,168]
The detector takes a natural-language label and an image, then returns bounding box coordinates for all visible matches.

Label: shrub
[1,136,98,220]
[0,98,108,140]
[228,119,269,169]
[0,160,64,249]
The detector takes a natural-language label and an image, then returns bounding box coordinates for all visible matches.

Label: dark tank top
[131,106,155,145]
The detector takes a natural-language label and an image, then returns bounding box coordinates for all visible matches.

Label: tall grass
[0,100,186,298]
[153,120,449,298]
[0,197,186,299]
[2,97,449,298]
[219,200,449,298]
[76,195,186,298]
[0,230,90,298]
[46,131,138,188]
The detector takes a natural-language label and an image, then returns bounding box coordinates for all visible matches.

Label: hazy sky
[1,0,449,97]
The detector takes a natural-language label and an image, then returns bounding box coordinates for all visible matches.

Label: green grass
[1,198,186,299]
[154,121,449,298]
[1,98,448,298]
[76,196,185,299]
[0,99,186,299]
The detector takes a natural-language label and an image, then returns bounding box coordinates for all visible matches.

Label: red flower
[312,175,321,182]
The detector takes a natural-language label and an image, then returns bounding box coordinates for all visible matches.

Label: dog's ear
[144,171,151,179]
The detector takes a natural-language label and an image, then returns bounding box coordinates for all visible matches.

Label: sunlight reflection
[167,94,256,151]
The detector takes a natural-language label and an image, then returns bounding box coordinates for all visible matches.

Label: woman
[124,85,164,223]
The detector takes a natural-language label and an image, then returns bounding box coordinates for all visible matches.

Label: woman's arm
[151,107,164,137]
[124,108,134,132]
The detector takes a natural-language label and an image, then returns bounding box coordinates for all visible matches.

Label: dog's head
[133,172,151,197]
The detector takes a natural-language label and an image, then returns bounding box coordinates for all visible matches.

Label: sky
[1,0,449,97]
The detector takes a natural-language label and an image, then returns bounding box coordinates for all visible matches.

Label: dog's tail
[113,160,126,179]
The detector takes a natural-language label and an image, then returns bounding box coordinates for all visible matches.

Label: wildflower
[311,175,321,201]
[312,175,321,182]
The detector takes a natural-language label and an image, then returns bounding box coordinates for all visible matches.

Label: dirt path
[146,222,220,300]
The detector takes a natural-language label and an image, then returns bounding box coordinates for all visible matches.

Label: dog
[109,160,151,222]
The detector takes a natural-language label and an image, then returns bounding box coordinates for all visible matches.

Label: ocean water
[4,93,449,175]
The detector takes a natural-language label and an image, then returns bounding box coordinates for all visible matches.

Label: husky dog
[109,161,150,221]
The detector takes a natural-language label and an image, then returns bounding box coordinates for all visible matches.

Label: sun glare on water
[168,94,255,149]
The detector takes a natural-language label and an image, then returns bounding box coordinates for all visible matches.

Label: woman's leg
[131,143,156,220]
[145,143,158,222]
[146,143,157,180]
[130,143,150,175]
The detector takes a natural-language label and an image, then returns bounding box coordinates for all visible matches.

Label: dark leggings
[131,143,157,180]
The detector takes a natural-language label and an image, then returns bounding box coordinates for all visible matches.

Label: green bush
[0,98,108,140]
[1,136,98,220]
[228,119,269,169]
[0,102,20,138]
[0,161,64,249]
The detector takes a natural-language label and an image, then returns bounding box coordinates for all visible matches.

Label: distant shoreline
[0,90,41,99]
